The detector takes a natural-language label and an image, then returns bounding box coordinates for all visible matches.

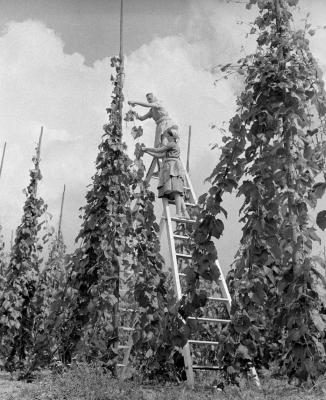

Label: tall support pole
[10,230,14,251]
[324,246,326,280]
[34,127,43,195]
[58,184,66,238]
[186,126,192,173]
[0,142,7,179]
[114,0,124,378]
[118,0,125,120]
[119,0,124,63]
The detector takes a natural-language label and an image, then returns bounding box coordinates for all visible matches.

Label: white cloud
[0,1,325,270]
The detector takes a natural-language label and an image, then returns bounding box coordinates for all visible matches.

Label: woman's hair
[166,131,178,143]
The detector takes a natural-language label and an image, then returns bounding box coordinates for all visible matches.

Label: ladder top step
[188,340,220,345]
[187,317,231,323]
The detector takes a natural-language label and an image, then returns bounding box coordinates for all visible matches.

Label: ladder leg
[181,343,194,387]
[120,328,134,380]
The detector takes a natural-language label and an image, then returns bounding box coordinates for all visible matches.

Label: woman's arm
[137,110,152,121]
[146,150,165,158]
[144,145,170,154]
[128,101,152,108]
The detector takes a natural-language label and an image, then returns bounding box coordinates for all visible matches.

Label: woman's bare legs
[175,193,182,216]
[180,197,190,219]
[175,193,190,219]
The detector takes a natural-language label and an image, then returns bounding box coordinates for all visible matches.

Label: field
[1,364,326,400]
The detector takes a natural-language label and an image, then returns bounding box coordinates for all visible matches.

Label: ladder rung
[176,252,192,259]
[119,326,135,331]
[179,272,186,277]
[188,340,219,345]
[187,317,230,323]
[173,234,190,240]
[117,363,126,367]
[207,297,230,302]
[118,345,131,350]
[192,365,223,371]
[171,217,196,224]
[184,187,191,190]
[120,308,136,312]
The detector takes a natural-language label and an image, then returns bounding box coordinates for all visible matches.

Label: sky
[0,0,325,272]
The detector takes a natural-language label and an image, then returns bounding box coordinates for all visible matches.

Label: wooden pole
[114,0,124,378]
[119,0,124,62]
[0,142,7,179]
[37,127,43,162]
[10,229,14,251]
[324,246,326,280]
[118,0,125,121]
[58,184,66,238]
[186,125,192,173]
[34,127,43,195]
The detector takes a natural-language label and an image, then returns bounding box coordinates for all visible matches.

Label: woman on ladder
[142,125,190,219]
[128,93,175,147]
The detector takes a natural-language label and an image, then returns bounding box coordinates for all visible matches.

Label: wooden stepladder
[118,155,242,387]
[158,159,234,387]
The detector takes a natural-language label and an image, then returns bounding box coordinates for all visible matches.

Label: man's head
[146,93,155,103]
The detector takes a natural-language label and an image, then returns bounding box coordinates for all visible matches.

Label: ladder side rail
[163,197,195,386]
[215,259,232,313]
[163,198,183,299]
[144,158,159,185]
[180,159,197,204]
[120,330,134,373]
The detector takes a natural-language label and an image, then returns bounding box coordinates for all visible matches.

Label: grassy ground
[2,364,326,400]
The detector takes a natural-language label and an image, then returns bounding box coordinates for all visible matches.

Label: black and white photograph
[0,1,325,399]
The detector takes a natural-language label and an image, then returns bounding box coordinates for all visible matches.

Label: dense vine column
[0,128,47,372]
[190,0,326,383]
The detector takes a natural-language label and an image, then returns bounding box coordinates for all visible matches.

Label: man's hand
[128,101,135,107]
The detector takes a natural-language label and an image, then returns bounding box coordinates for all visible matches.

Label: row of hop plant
[0,53,181,381]
[0,0,326,386]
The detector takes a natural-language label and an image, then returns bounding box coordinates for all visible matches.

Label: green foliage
[0,142,47,373]
[127,151,182,380]
[56,56,136,373]
[193,0,326,382]
[19,230,69,377]
[0,225,8,293]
